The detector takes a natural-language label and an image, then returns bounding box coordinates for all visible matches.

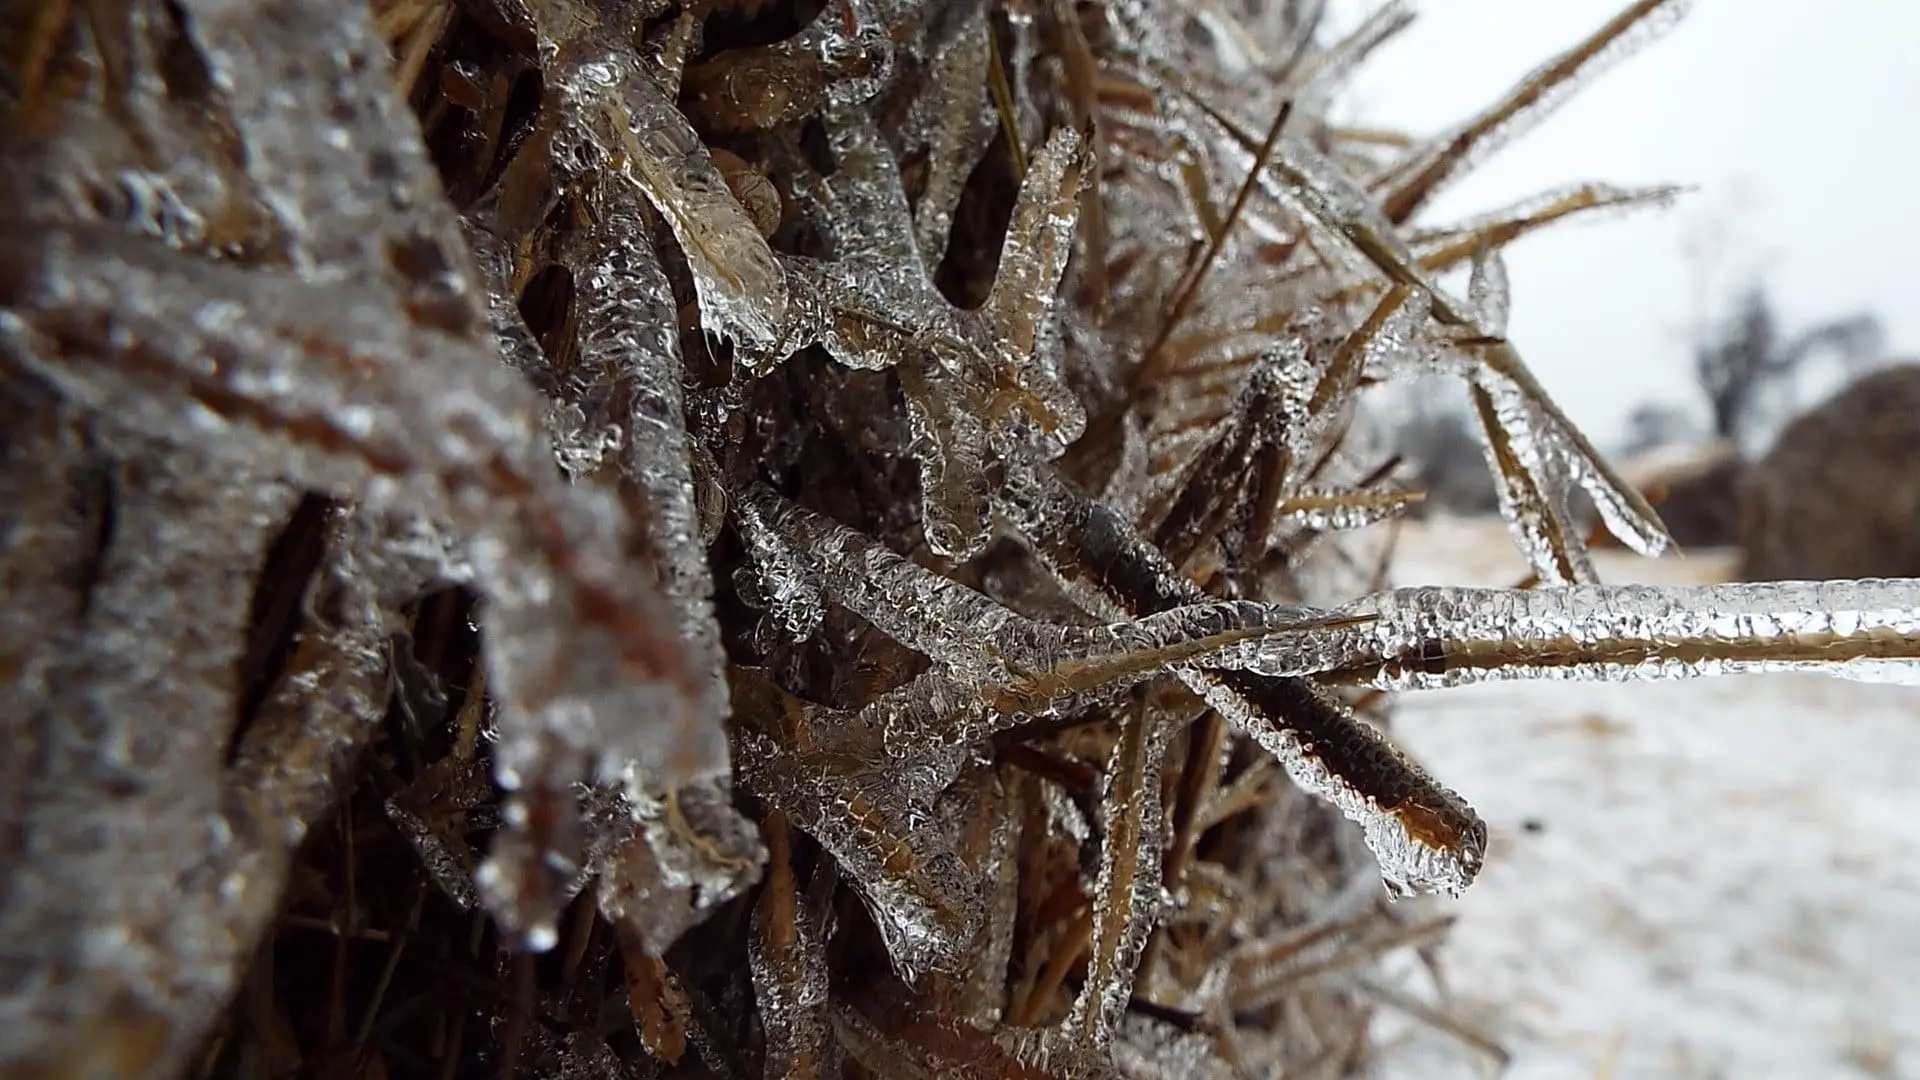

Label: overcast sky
[1326,0,1920,447]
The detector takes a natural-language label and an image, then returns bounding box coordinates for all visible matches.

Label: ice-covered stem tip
[558,190,732,743]
[996,461,1488,898]
[548,25,789,349]
[1305,580,1920,689]
[1068,694,1170,1053]
[728,668,981,984]
[1154,65,1675,581]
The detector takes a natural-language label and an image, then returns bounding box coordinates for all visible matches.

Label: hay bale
[1739,364,1920,580]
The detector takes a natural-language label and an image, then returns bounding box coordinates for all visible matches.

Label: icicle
[562,190,731,756]
[594,781,765,957]
[983,126,1093,444]
[1469,372,1596,585]
[462,210,554,388]
[740,486,1022,680]
[681,1,889,133]
[758,113,1090,456]
[733,497,830,646]
[551,41,788,349]
[903,11,999,271]
[899,360,996,559]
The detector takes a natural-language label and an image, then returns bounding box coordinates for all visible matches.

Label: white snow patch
[1372,516,1920,1080]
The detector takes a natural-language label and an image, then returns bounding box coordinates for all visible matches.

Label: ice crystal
[548,19,789,349]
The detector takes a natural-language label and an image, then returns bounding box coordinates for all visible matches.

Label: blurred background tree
[1619,400,1699,458]
[1692,284,1883,451]
[1388,379,1498,515]
[1396,281,1892,533]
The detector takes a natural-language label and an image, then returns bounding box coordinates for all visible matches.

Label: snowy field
[1373,517,1920,1080]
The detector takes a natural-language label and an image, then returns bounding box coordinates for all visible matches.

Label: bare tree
[1620,400,1700,457]
[1693,285,1882,445]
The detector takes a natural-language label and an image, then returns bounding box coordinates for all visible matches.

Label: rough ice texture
[1374,517,1920,1079]
[553,41,789,349]
[1327,580,1920,689]
[997,459,1490,898]
[0,388,407,1069]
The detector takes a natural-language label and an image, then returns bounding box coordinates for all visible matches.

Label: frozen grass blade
[1377,0,1693,224]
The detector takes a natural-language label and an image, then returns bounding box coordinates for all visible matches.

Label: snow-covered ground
[1374,517,1920,1080]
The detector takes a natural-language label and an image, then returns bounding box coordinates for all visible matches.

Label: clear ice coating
[1146,58,1673,578]
[593,780,767,956]
[1090,579,1920,692]
[899,10,997,272]
[0,426,298,1067]
[551,40,790,349]
[554,188,732,770]
[899,359,996,559]
[0,390,417,1071]
[5,0,725,954]
[175,0,489,321]
[1376,0,1694,223]
[728,666,981,986]
[1467,246,1511,337]
[742,485,1358,702]
[734,497,830,645]
[1070,703,1171,1051]
[749,810,835,1080]
[737,720,982,984]
[1317,580,1920,689]
[743,120,1089,554]
[1468,370,1599,586]
[995,459,1489,899]
[1408,183,1683,269]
